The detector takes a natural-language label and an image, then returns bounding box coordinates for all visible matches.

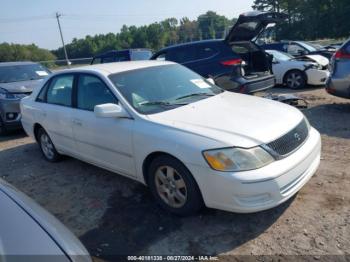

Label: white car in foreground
[21,61,321,215]
[266,49,330,89]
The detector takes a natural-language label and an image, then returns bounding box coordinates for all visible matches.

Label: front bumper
[0,99,22,130]
[306,69,329,86]
[187,127,321,213]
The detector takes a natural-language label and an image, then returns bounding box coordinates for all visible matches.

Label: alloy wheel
[40,133,55,160]
[154,165,187,208]
[286,72,304,89]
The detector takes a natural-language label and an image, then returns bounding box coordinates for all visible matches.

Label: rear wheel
[147,155,203,216]
[37,128,61,162]
[0,116,8,136]
[284,70,307,89]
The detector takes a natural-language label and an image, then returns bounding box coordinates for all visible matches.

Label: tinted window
[77,75,117,111]
[167,47,197,63]
[0,64,50,84]
[46,75,73,107]
[91,58,102,64]
[102,56,116,63]
[154,52,166,61]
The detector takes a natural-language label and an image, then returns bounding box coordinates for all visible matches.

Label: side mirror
[206,78,215,85]
[94,103,130,118]
[272,58,279,64]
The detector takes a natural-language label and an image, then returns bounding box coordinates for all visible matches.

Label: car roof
[0,61,38,67]
[156,39,223,52]
[63,60,176,75]
[94,49,152,57]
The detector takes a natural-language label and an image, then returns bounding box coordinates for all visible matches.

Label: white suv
[21,61,321,215]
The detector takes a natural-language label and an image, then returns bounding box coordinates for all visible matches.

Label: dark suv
[151,11,285,94]
[91,49,153,64]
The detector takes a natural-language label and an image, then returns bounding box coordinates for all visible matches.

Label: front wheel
[38,128,61,162]
[284,70,307,89]
[147,155,203,216]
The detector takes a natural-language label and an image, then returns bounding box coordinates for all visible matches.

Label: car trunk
[231,41,272,79]
[224,11,286,79]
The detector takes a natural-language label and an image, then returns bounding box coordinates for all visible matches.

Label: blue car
[91,49,153,64]
[151,11,287,94]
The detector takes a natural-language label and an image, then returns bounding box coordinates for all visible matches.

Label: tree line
[52,11,235,59]
[1,1,350,63]
[253,0,350,41]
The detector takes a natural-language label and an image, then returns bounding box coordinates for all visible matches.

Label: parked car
[326,39,350,99]
[91,49,153,64]
[266,50,329,89]
[21,61,321,216]
[0,178,91,262]
[0,61,51,135]
[151,11,288,94]
[262,41,334,59]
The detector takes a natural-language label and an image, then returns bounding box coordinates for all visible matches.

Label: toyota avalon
[20,61,321,215]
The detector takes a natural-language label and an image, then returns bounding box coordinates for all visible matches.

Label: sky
[0,0,254,50]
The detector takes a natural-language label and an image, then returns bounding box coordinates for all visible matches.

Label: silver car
[326,39,350,99]
[0,178,91,262]
[0,62,51,135]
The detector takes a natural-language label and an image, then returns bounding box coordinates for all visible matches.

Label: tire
[147,155,203,216]
[37,128,61,162]
[0,116,7,136]
[284,70,307,89]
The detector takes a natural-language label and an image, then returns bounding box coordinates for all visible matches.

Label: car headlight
[0,87,16,100]
[203,146,275,172]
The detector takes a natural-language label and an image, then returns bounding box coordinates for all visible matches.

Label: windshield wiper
[175,93,215,101]
[139,101,187,106]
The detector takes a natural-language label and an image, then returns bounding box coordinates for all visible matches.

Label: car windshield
[0,64,50,83]
[109,64,223,114]
[267,50,293,61]
[297,41,318,52]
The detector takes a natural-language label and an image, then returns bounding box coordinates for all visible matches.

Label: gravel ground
[0,87,349,261]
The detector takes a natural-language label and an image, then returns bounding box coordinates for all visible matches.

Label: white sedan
[21,61,321,215]
[266,49,330,89]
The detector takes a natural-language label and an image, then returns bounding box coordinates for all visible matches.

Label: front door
[71,73,135,177]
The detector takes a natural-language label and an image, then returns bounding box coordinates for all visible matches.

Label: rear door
[225,11,287,43]
[36,73,77,155]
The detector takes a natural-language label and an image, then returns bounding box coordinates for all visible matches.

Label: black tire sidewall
[285,70,306,89]
[38,128,61,162]
[0,116,7,135]
[147,155,203,216]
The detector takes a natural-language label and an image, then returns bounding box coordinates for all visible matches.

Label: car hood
[147,92,304,148]
[0,79,44,93]
[303,55,329,67]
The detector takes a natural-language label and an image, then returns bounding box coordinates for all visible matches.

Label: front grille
[267,119,309,157]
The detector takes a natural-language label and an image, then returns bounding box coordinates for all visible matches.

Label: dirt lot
[0,87,349,261]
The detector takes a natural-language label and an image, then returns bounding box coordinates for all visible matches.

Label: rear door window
[102,56,116,63]
[167,47,197,63]
[46,75,74,107]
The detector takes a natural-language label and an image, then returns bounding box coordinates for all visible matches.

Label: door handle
[72,119,82,126]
